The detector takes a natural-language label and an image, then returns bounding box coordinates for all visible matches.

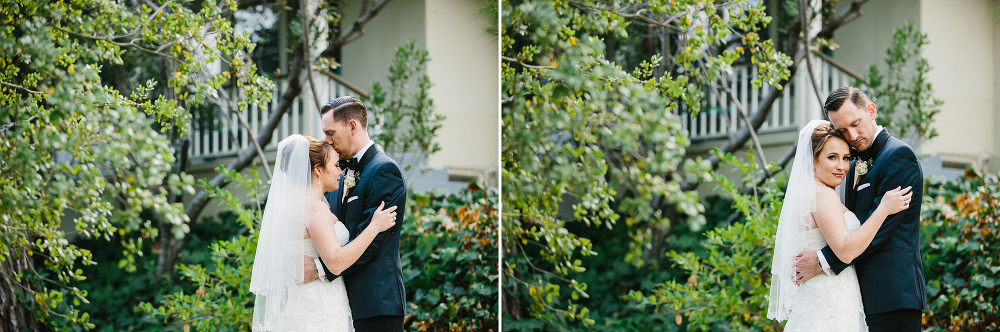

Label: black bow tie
[338,158,359,171]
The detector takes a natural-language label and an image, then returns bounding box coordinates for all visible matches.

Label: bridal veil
[249,134,311,331]
[767,119,827,321]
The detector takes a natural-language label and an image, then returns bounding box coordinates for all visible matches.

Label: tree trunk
[156,138,189,283]
[0,251,48,332]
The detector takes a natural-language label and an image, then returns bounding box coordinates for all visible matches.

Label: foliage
[627,150,785,331]
[858,21,942,143]
[0,0,270,329]
[920,169,1000,330]
[137,166,262,331]
[501,0,790,327]
[73,211,242,332]
[139,167,498,331]
[401,186,499,331]
[368,40,444,173]
[475,0,500,39]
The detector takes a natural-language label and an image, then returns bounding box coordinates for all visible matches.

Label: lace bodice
[784,211,867,332]
[800,211,862,250]
[270,219,353,332]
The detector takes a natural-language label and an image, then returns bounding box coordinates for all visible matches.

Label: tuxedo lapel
[356,145,379,174]
[846,160,856,212]
[336,173,346,220]
[339,146,379,235]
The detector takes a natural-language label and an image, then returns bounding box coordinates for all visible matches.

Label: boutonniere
[855,159,871,176]
[344,172,360,189]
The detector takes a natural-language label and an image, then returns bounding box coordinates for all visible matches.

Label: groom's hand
[301,256,319,284]
[793,250,822,285]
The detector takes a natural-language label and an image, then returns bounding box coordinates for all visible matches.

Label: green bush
[920,170,1000,330]
[72,212,240,332]
[403,186,498,331]
[628,150,784,331]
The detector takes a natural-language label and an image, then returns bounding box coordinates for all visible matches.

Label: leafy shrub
[920,170,1000,330]
[73,212,240,332]
[627,150,785,331]
[403,186,498,331]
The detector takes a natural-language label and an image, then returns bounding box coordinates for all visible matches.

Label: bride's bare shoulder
[814,185,846,211]
[307,200,340,223]
[308,200,333,216]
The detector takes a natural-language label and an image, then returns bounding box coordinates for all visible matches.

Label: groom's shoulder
[881,137,918,160]
[370,151,403,173]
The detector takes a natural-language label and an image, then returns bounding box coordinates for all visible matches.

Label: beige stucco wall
[341,0,428,88]
[995,2,1000,172]
[919,0,996,169]
[341,0,498,179]
[831,0,921,76]
[424,0,499,175]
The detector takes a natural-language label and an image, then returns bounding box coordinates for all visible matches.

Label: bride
[767,120,911,331]
[248,134,397,331]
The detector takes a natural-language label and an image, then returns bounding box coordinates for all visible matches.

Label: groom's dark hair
[823,87,871,117]
[321,96,369,129]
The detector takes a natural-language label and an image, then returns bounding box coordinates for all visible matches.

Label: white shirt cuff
[816,250,832,276]
[314,257,328,282]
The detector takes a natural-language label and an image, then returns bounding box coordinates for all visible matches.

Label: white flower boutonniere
[344,172,360,189]
[855,159,871,176]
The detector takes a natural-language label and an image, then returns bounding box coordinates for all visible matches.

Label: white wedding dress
[783,211,868,332]
[273,220,354,331]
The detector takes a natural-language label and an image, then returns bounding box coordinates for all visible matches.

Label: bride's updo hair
[811,123,846,160]
[306,136,337,171]
[278,136,336,172]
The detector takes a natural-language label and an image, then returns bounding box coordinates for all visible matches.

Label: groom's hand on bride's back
[301,256,319,284]
[793,250,823,285]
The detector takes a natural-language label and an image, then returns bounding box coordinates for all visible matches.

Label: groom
[302,96,407,332]
[794,87,927,331]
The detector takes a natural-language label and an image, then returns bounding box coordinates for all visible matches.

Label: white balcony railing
[190,77,356,160]
[683,59,857,141]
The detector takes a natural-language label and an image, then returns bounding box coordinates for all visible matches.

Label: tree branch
[801,0,826,111]
[1,81,44,95]
[724,141,797,226]
[47,24,188,64]
[677,49,806,193]
[301,0,325,113]
[316,68,369,98]
[815,0,870,41]
[0,116,38,138]
[716,79,768,168]
[183,40,307,224]
[319,0,394,58]
[502,56,555,70]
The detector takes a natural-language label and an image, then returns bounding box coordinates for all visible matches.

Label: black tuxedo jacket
[820,130,927,315]
[322,146,407,320]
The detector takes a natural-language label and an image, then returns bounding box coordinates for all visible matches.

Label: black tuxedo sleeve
[337,161,406,277]
[820,146,922,274]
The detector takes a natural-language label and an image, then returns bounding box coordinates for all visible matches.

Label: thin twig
[0,115,38,137]
[800,0,826,111]
[320,0,394,58]
[48,24,187,64]
[316,68,369,98]
[501,56,554,70]
[232,104,273,180]
[300,0,324,114]
[1,81,44,95]
[814,50,866,83]
[716,80,768,168]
